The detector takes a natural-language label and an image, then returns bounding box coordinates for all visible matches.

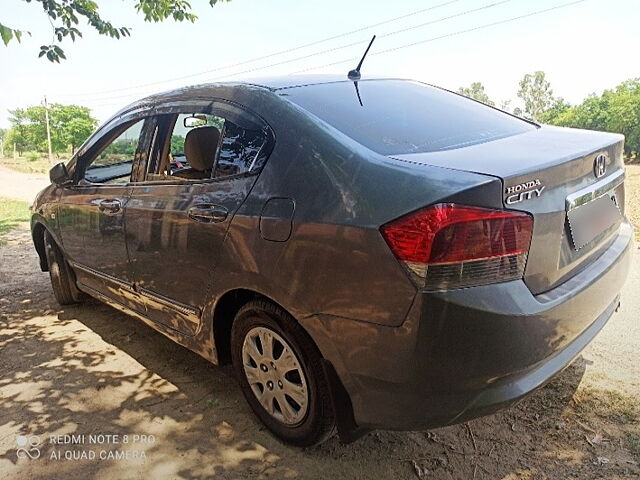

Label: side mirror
[50,162,71,186]
[184,114,207,128]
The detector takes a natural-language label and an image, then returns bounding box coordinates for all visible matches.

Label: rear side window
[283,80,536,155]
[214,122,267,178]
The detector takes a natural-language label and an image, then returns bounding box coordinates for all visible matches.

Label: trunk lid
[392,125,626,294]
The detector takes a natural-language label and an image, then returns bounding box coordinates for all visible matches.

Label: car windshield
[282,79,536,155]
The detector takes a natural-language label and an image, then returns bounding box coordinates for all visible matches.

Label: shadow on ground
[1,228,638,479]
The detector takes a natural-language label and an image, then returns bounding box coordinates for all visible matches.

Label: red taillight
[380,203,533,290]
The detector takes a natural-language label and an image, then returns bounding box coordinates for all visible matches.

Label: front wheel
[231,300,336,446]
[43,231,83,305]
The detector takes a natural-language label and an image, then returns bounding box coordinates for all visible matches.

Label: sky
[1,0,639,128]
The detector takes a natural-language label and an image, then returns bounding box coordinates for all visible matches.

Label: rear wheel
[44,231,83,305]
[231,300,336,446]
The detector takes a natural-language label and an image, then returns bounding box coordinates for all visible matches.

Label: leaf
[0,24,14,46]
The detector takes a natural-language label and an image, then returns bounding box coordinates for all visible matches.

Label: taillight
[380,203,533,290]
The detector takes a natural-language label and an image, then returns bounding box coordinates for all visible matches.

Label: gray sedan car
[31,75,632,446]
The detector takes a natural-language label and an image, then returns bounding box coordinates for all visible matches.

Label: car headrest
[184,126,220,172]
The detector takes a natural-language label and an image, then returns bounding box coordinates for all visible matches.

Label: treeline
[1,104,98,157]
[458,72,640,159]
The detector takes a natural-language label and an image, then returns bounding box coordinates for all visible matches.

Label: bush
[25,151,42,161]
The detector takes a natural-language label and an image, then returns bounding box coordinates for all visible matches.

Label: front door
[125,106,272,334]
[58,118,149,313]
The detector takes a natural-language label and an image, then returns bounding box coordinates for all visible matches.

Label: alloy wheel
[241,326,309,425]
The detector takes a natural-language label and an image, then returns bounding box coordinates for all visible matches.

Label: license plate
[566,192,621,250]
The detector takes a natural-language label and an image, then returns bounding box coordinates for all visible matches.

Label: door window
[146,107,271,183]
[168,113,224,179]
[84,120,144,184]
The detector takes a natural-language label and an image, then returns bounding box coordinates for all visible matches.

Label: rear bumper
[301,221,633,431]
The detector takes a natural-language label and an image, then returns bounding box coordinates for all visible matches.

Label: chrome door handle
[99,199,121,214]
[188,204,228,223]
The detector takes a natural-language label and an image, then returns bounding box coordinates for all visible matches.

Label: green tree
[518,71,556,121]
[7,104,98,155]
[607,79,640,157]
[0,127,6,156]
[537,97,572,125]
[457,82,495,106]
[1,0,230,62]
[51,105,99,153]
[537,78,640,158]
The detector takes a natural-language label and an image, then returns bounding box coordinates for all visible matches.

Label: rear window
[283,79,535,155]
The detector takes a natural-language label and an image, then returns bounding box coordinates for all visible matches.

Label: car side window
[84,120,144,184]
[214,121,268,178]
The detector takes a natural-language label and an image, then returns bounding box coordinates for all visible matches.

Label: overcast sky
[1,0,638,128]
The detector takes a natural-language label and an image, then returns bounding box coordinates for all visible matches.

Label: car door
[57,116,152,314]
[125,100,274,334]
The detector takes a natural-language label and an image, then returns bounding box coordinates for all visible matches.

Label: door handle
[99,199,121,214]
[188,204,228,223]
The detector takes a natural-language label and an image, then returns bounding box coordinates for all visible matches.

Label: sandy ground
[0,166,50,203]
[0,166,638,480]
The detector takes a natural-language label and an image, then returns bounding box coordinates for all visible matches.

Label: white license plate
[566,192,621,250]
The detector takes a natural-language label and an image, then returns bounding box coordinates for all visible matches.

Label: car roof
[104,75,409,127]
[227,74,405,91]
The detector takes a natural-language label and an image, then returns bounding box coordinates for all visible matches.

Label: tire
[43,231,83,305]
[231,300,336,446]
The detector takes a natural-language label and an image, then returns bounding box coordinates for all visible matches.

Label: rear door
[58,116,151,312]
[125,100,273,334]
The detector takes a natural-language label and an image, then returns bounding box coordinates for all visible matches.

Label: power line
[200,0,516,82]
[68,0,589,111]
[291,0,590,74]
[58,0,517,105]
[55,0,464,100]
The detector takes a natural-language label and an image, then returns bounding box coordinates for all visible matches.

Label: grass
[626,433,640,461]
[0,155,59,174]
[0,197,31,245]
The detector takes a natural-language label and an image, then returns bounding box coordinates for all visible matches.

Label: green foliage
[0,22,29,46]
[457,82,495,106]
[2,0,229,62]
[540,78,640,157]
[537,97,572,124]
[518,71,555,121]
[7,104,98,155]
[170,135,185,155]
[0,198,31,245]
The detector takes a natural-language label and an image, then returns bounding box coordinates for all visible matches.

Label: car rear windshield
[282,79,536,155]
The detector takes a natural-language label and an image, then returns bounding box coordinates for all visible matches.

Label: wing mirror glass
[49,162,71,186]
[184,114,207,128]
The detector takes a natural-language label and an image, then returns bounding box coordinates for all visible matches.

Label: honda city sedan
[31,75,632,446]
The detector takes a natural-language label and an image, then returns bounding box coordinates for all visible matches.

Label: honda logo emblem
[594,154,607,178]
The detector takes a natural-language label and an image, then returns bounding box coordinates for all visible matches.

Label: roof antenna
[348,35,376,81]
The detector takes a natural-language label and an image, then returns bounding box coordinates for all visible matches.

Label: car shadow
[1,264,594,480]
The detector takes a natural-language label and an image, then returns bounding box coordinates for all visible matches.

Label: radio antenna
[348,35,376,81]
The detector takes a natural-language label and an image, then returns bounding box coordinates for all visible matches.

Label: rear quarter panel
[212,92,503,326]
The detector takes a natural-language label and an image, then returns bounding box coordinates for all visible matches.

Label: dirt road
[0,166,49,203]
[0,167,639,480]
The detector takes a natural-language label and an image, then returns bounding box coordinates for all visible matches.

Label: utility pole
[43,95,53,165]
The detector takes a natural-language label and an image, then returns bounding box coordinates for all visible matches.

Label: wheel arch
[31,221,49,272]
[211,288,289,365]
[211,287,364,443]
